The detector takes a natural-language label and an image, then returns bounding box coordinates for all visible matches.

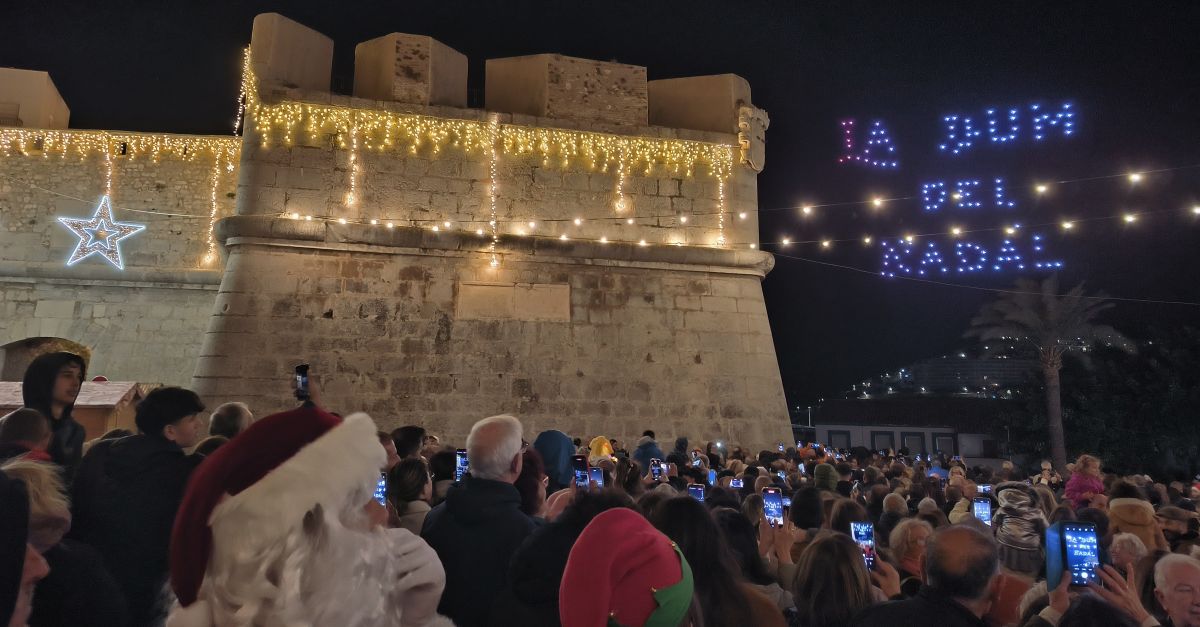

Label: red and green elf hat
[560,507,694,627]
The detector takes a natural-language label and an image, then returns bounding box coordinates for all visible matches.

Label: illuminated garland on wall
[239,54,735,251]
[0,128,240,268]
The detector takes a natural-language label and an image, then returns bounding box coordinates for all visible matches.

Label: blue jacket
[632,436,665,475]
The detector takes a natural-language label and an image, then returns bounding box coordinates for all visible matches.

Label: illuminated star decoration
[57,196,146,270]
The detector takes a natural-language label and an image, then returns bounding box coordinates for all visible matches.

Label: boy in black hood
[22,352,87,477]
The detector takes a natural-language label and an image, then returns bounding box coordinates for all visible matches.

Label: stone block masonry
[193,217,793,449]
[0,131,235,385]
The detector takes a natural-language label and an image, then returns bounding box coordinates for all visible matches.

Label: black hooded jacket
[0,470,30,627]
[22,352,87,476]
[420,476,537,627]
[69,435,200,627]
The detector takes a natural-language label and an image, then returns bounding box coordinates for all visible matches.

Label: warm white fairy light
[1124,213,1138,223]
[345,126,360,206]
[443,221,451,228]
[201,156,222,266]
[1061,221,1074,230]
[626,218,634,225]
[104,143,114,197]
[821,240,831,248]
[527,221,536,229]
[487,114,500,268]
[872,197,884,208]
[1192,206,1200,216]
[386,221,395,229]
[781,237,791,246]
[370,219,378,225]
[679,216,688,224]
[863,236,873,245]
[1128,172,1143,184]
[290,212,300,219]
[1004,226,1017,234]
[801,206,813,216]
[431,225,439,232]
[476,228,485,235]
[599,236,608,244]
[716,178,727,246]
[749,243,757,249]
[738,212,747,220]
[638,239,647,247]
[904,234,915,243]
[338,218,348,225]
[233,46,251,134]
[574,218,583,226]
[305,215,313,221]
[1036,184,1048,194]
[951,226,963,236]
[559,233,568,240]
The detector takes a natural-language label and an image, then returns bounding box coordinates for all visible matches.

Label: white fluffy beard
[171,496,450,627]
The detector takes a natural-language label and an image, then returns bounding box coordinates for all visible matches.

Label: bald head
[926,525,999,601]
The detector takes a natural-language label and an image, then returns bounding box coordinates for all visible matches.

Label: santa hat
[559,508,693,627]
[169,406,384,611]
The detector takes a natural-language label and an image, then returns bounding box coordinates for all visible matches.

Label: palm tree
[966,275,1133,471]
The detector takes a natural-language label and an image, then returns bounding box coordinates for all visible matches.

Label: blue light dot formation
[881,234,1062,278]
[938,102,1075,155]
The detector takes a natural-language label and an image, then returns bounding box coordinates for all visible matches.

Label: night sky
[5,1,1199,406]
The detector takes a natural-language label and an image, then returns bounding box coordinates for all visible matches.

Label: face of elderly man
[1157,558,1200,627]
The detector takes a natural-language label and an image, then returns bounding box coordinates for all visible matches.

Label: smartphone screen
[688,484,705,502]
[294,364,310,400]
[1063,522,1100,586]
[374,472,387,506]
[658,461,669,479]
[797,440,805,448]
[730,478,744,489]
[979,484,993,495]
[588,466,604,489]
[455,449,469,482]
[692,458,703,468]
[707,469,717,486]
[973,497,993,525]
[851,521,876,570]
[572,455,589,488]
[763,487,784,528]
[777,442,785,452]
[650,458,662,480]
[782,496,792,508]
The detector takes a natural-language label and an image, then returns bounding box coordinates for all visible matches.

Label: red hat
[169,407,384,609]
[559,508,694,627]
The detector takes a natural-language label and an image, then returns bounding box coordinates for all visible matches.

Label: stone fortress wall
[0,12,794,448]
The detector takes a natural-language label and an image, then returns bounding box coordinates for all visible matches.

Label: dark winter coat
[30,539,128,627]
[489,515,584,627]
[0,470,30,627]
[421,476,537,627]
[852,587,988,627]
[632,436,665,475]
[69,435,200,627]
[22,352,87,478]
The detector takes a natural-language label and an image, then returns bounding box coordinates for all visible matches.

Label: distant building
[803,397,1017,460]
[909,355,1036,393]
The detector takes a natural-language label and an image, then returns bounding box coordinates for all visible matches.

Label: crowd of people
[3,351,1200,627]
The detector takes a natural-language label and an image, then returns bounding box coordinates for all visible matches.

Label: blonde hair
[0,458,68,519]
[890,518,934,561]
[1075,454,1102,476]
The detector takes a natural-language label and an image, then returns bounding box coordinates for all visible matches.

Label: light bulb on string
[872,197,884,208]
[821,240,831,248]
[951,226,963,236]
[738,212,747,219]
[369,219,378,225]
[1128,173,1143,184]
[574,218,583,225]
[801,206,813,216]
[1191,206,1200,216]
[1036,184,1048,194]
[781,237,791,246]
[863,236,872,245]
[1061,221,1074,230]
[1123,213,1138,223]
